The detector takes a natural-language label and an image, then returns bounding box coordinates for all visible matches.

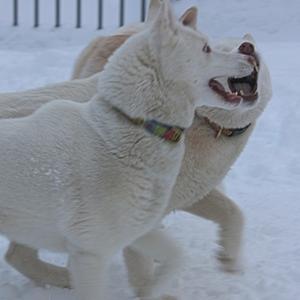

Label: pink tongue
[210,80,225,92]
[225,92,242,103]
[210,79,242,103]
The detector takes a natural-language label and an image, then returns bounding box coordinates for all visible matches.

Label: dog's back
[71,0,161,80]
[72,34,131,79]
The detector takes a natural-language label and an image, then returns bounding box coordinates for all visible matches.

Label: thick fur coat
[0,1,255,299]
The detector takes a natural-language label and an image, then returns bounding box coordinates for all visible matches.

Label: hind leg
[182,188,245,272]
[124,228,183,300]
[5,242,70,288]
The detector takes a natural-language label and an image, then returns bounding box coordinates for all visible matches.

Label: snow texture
[0,0,300,299]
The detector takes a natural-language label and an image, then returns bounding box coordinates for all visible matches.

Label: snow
[0,0,300,299]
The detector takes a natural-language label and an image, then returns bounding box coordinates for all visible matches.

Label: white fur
[0,74,98,118]
[123,35,272,291]
[71,1,162,80]
[0,1,254,299]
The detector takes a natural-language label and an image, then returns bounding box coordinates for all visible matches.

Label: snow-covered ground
[0,0,299,299]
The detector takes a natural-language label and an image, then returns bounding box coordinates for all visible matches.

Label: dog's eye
[203,44,211,53]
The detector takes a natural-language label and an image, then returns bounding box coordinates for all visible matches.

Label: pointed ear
[179,6,198,30]
[154,0,177,30]
[149,0,178,52]
[150,0,178,35]
[243,33,255,43]
[146,0,161,24]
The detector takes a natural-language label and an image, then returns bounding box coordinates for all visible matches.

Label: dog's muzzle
[209,41,260,105]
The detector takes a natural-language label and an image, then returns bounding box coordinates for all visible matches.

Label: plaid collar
[204,117,251,139]
[113,107,185,143]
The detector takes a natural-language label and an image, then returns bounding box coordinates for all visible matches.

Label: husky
[121,34,272,298]
[0,1,254,299]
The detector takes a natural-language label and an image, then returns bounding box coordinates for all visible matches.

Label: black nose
[239,42,255,55]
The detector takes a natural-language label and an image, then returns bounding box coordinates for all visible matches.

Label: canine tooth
[239,90,244,95]
[253,62,259,72]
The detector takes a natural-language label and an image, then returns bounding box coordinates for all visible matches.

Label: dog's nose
[239,42,255,55]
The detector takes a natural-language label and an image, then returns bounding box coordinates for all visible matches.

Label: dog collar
[113,107,185,143]
[204,117,251,139]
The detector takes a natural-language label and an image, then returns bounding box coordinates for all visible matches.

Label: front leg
[124,228,183,300]
[182,188,245,272]
[69,251,109,300]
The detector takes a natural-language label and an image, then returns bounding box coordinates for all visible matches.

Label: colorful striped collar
[113,107,185,143]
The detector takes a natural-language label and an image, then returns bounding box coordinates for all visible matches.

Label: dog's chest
[168,117,253,211]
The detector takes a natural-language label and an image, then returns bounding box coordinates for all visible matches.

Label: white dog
[70,32,272,299]
[0,1,254,299]
[122,32,272,296]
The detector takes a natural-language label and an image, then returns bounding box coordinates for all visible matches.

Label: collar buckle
[204,117,251,139]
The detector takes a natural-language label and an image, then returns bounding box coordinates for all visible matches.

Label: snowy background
[0,0,300,299]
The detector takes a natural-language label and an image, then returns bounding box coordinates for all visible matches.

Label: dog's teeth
[253,62,259,72]
[239,90,244,95]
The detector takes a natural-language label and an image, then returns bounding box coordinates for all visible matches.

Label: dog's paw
[216,251,244,273]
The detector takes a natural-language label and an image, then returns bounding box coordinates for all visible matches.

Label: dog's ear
[150,0,178,50]
[243,33,255,43]
[146,0,161,24]
[179,6,198,29]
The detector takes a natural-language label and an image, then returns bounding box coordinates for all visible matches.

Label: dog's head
[144,0,272,126]
[99,0,257,128]
[146,0,255,109]
[197,34,272,128]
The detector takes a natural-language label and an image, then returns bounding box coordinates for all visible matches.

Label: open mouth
[209,51,259,104]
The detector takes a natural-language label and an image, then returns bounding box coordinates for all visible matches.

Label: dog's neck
[111,106,185,143]
[197,91,268,130]
[203,117,251,138]
[94,32,196,130]
[197,107,256,132]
